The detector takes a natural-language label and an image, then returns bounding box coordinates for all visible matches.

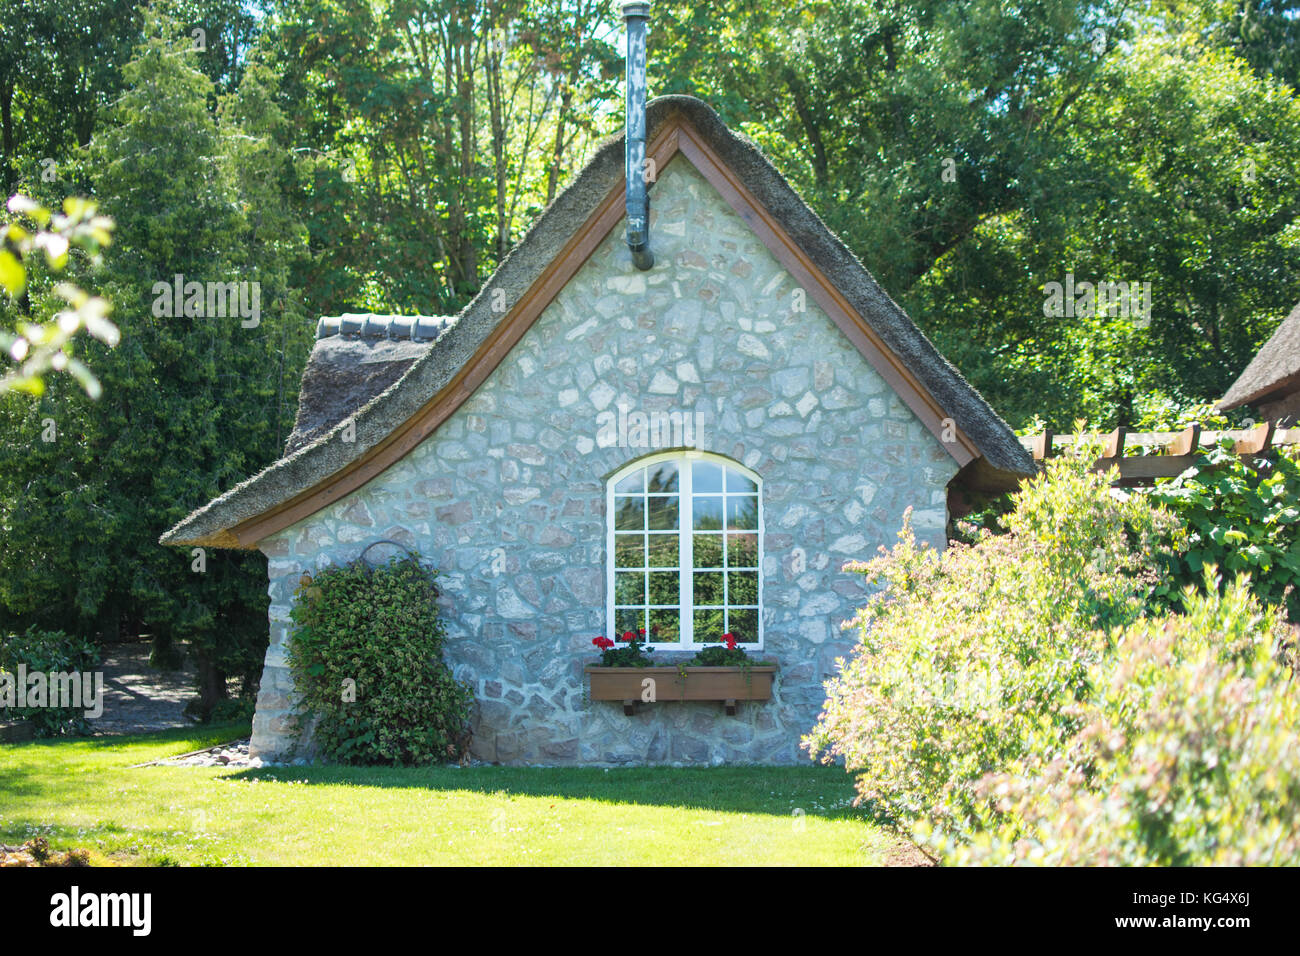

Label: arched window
[606,451,763,648]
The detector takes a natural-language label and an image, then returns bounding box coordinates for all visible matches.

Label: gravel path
[92,642,200,736]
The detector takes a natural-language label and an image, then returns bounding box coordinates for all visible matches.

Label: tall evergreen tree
[0,11,312,716]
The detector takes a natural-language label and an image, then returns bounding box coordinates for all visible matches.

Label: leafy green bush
[288,556,473,766]
[805,448,1169,843]
[0,627,101,737]
[207,695,256,724]
[805,445,1300,864]
[950,577,1298,865]
[1151,443,1300,621]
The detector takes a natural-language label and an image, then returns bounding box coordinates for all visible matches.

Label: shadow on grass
[3,725,876,827]
[223,760,867,818]
[1,719,250,753]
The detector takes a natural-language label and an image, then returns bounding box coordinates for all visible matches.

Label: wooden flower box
[585,665,776,715]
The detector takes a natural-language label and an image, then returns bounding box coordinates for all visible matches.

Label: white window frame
[604,450,764,650]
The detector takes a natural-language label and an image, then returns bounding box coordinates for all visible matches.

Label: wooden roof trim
[229,112,973,547]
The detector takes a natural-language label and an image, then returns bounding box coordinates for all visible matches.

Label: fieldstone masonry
[251,155,957,764]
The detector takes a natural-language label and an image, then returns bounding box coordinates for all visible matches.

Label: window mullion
[722,489,730,637]
[680,459,692,647]
[642,480,649,642]
[607,473,615,643]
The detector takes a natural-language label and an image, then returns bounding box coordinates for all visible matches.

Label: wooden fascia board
[227,113,973,547]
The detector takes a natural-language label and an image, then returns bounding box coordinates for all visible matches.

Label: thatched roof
[283,315,452,454]
[161,95,1033,549]
[1220,300,1300,411]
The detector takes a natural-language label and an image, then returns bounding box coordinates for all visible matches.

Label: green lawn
[0,723,896,865]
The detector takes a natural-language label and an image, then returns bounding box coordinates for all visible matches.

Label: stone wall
[250,155,958,764]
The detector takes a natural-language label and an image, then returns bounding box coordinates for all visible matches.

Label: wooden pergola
[1022,423,1298,485]
[954,423,1299,497]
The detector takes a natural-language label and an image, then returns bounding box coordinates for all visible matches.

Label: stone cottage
[161,93,1033,765]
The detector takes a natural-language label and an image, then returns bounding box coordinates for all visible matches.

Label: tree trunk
[195,649,228,720]
[486,39,510,260]
[546,88,572,206]
[1,76,14,196]
[454,29,478,294]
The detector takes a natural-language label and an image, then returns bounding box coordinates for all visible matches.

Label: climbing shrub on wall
[288,556,473,765]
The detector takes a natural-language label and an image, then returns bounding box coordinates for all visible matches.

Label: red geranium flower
[722,632,737,649]
[621,631,636,642]
[593,636,614,650]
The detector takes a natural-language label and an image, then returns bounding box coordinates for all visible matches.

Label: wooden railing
[1017,424,1300,485]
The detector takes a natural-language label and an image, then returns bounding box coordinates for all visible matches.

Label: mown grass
[0,723,894,865]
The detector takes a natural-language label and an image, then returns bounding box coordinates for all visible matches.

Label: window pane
[646,533,678,568]
[693,533,724,569]
[725,468,757,494]
[692,495,724,530]
[614,470,644,495]
[693,570,724,607]
[615,607,644,637]
[610,458,764,649]
[614,571,644,605]
[646,461,679,493]
[614,534,644,569]
[694,461,724,493]
[727,533,758,569]
[648,570,678,605]
[729,570,759,606]
[727,495,758,530]
[727,608,758,644]
[648,607,681,643]
[693,607,726,645]
[647,496,679,530]
[614,497,644,531]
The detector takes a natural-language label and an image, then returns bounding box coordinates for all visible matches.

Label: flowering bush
[947,577,1299,865]
[805,443,1300,864]
[590,629,654,667]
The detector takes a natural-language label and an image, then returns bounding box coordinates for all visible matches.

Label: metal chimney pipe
[622,1,653,271]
